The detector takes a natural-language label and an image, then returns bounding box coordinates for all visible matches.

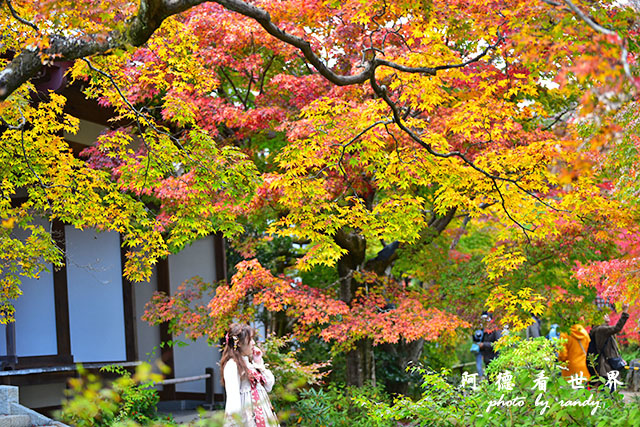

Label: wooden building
[0,65,227,411]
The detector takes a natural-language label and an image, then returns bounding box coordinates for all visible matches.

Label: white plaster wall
[134,267,161,364]
[0,218,57,357]
[65,226,126,362]
[168,236,222,394]
[11,268,57,356]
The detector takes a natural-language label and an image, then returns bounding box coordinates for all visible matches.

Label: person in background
[558,324,591,380]
[526,314,541,339]
[478,312,501,368]
[471,328,485,378]
[547,323,561,341]
[590,303,629,383]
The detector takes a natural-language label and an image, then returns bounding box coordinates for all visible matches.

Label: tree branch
[0,0,208,100]
[561,0,616,36]
[1,0,501,101]
[0,106,69,214]
[491,177,533,243]
[449,215,471,250]
[4,0,39,32]
[335,119,392,183]
[368,68,566,221]
[550,0,635,84]
[242,71,253,108]
[258,54,276,95]
[219,66,247,108]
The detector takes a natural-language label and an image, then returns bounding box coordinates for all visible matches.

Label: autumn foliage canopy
[1,0,640,352]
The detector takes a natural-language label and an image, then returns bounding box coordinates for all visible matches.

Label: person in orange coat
[558,324,591,379]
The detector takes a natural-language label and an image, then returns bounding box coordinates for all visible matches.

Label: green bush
[353,368,466,426]
[355,336,640,426]
[620,341,640,364]
[261,334,330,420]
[294,383,394,427]
[57,363,182,427]
[117,383,160,424]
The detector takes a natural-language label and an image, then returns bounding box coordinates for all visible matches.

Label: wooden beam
[213,233,227,282]
[16,354,74,370]
[0,361,141,387]
[156,257,176,399]
[120,235,138,362]
[51,220,72,363]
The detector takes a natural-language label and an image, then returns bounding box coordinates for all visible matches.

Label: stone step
[0,415,31,427]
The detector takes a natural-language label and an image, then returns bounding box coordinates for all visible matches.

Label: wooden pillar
[2,321,17,368]
[213,233,227,282]
[120,235,138,362]
[52,220,73,364]
[157,257,176,399]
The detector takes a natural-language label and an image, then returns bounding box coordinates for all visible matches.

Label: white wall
[134,267,161,363]
[0,218,57,357]
[168,236,222,394]
[11,268,57,357]
[65,226,126,362]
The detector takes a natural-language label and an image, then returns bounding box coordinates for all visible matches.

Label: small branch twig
[491,177,533,243]
[81,58,155,186]
[1,106,69,214]
[243,71,253,108]
[220,66,247,109]
[4,0,39,32]
[258,54,276,95]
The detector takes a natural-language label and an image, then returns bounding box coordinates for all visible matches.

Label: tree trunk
[364,338,376,387]
[381,338,425,395]
[345,348,364,387]
[333,209,456,387]
[335,228,367,386]
[344,338,376,387]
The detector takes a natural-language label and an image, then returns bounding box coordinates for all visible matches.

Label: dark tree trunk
[380,338,425,395]
[335,229,398,386]
[345,338,376,387]
[335,228,367,386]
[345,348,363,387]
[333,208,457,387]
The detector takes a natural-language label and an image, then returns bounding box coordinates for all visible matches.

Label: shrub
[57,363,182,427]
[295,383,394,427]
[261,334,330,421]
[356,336,640,426]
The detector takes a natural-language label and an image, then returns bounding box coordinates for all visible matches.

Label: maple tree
[1,0,640,387]
[568,101,640,340]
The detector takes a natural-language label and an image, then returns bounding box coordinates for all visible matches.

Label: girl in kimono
[221,324,279,427]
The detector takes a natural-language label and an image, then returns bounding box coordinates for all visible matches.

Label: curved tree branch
[1,0,633,103]
[4,0,39,32]
[0,0,571,236]
[0,0,497,101]
[561,0,616,36]
[542,0,635,84]
[0,0,208,99]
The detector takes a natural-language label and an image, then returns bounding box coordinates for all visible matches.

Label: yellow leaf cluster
[486,285,546,331]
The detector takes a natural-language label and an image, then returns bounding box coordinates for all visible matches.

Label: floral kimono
[223,356,279,427]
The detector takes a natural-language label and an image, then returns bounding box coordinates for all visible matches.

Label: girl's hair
[219,323,256,387]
